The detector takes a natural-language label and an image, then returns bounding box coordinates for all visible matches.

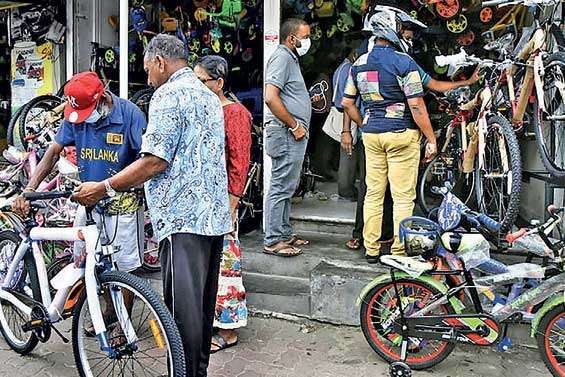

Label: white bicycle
[0,190,185,376]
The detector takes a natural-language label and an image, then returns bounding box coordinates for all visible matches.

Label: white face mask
[295,37,311,56]
[84,108,102,124]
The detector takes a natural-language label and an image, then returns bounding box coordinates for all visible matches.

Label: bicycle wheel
[130,88,154,117]
[141,222,160,272]
[534,52,565,179]
[19,95,63,151]
[0,231,26,290]
[475,114,521,233]
[418,154,474,215]
[359,278,455,370]
[536,303,565,377]
[6,105,25,148]
[72,271,185,376]
[0,248,40,355]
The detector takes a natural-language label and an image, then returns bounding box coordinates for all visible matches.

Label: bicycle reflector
[399,217,441,258]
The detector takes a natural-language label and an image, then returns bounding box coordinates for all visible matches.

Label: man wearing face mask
[13,71,147,275]
[263,18,312,257]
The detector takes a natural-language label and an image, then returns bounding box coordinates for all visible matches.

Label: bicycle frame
[0,218,136,353]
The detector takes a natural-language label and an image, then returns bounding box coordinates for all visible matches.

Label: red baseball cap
[63,71,104,123]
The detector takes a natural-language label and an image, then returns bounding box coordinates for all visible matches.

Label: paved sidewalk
[0,314,550,377]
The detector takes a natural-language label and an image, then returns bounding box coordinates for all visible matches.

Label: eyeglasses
[199,77,216,83]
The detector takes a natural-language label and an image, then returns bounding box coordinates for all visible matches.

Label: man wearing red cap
[13,71,147,274]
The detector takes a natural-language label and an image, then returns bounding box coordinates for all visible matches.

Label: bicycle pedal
[21,319,44,332]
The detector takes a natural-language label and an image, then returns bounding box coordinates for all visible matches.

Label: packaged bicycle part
[456,234,491,270]
[476,257,510,275]
[510,233,553,257]
[379,255,434,278]
[475,263,545,286]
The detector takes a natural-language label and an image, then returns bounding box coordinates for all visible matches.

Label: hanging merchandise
[9,5,60,45]
[446,14,468,33]
[314,1,334,18]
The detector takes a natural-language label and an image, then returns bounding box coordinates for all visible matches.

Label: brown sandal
[285,234,310,246]
[263,242,302,257]
[346,238,362,250]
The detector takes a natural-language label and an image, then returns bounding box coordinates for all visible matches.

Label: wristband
[290,121,301,132]
[23,187,36,192]
[341,130,351,134]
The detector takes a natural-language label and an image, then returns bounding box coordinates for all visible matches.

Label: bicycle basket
[399,217,441,258]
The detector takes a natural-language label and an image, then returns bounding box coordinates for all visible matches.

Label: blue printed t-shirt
[344,45,425,134]
[54,93,147,182]
[140,67,231,241]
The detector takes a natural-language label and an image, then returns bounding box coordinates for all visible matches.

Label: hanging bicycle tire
[18,95,64,151]
[475,114,522,234]
[130,87,154,118]
[533,52,565,179]
[6,105,25,148]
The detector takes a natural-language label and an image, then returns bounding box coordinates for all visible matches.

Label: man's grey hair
[144,34,187,61]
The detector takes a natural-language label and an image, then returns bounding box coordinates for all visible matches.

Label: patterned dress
[214,102,252,329]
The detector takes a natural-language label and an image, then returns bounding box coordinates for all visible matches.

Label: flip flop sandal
[286,235,310,246]
[210,334,239,354]
[263,244,302,257]
[346,238,361,250]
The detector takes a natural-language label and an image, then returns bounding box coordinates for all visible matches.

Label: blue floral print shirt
[141,67,231,241]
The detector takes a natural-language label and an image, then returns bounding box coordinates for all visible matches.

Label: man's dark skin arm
[342,97,363,128]
[264,84,307,140]
[12,143,63,216]
[71,154,168,207]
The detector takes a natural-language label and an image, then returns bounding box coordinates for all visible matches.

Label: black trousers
[160,233,224,377]
[353,140,394,242]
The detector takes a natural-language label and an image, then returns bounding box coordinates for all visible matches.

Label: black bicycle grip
[22,190,74,201]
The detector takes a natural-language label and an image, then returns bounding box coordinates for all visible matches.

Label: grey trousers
[264,122,308,246]
[160,233,224,377]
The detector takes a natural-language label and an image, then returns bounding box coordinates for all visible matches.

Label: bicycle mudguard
[531,292,565,337]
[356,272,464,313]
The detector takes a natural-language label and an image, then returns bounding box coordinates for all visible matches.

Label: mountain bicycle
[429,51,522,233]
[0,190,185,376]
[358,188,565,377]
[484,0,565,178]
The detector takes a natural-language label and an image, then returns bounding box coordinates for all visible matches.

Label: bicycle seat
[2,147,25,165]
[380,255,435,278]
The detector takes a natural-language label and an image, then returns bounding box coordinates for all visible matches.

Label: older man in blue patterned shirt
[73,34,231,377]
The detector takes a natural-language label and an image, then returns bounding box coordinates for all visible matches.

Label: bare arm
[26,143,63,190]
[108,155,168,191]
[70,154,168,207]
[407,97,435,144]
[426,66,480,93]
[264,84,297,128]
[342,97,363,128]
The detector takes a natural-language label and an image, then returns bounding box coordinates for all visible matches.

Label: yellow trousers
[363,129,421,256]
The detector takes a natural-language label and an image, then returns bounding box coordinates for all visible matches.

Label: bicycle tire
[533,51,565,179]
[19,95,63,151]
[535,303,565,377]
[475,114,522,234]
[360,278,456,370]
[0,230,27,290]
[417,154,475,215]
[0,246,40,355]
[6,105,25,147]
[130,88,154,116]
[71,270,186,376]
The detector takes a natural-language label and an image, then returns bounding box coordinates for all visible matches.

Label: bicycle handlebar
[22,190,74,202]
[483,0,558,7]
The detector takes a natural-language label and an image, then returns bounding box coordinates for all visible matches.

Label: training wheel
[446,14,468,34]
[389,362,412,377]
[480,7,494,23]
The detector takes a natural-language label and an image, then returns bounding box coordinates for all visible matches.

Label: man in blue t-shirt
[13,71,147,273]
[342,5,438,261]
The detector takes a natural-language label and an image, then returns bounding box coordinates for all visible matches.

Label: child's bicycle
[357,186,565,377]
[0,190,185,376]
